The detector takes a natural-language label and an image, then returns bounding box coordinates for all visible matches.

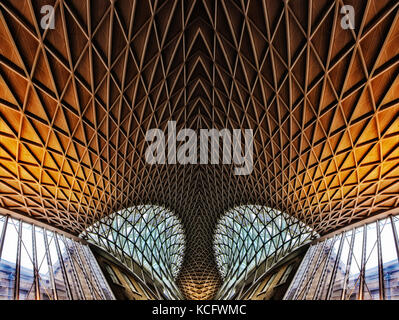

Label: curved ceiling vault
[0,0,399,299]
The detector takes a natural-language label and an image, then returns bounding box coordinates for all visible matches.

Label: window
[121,272,141,295]
[278,264,294,285]
[104,263,121,285]
[285,216,399,300]
[214,204,317,298]
[0,214,114,300]
[257,273,277,296]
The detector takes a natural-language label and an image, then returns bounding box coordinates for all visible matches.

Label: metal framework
[0,0,398,298]
[214,204,317,299]
[0,214,114,300]
[284,215,399,300]
[81,204,185,299]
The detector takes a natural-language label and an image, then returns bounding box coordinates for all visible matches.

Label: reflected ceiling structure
[0,0,399,299]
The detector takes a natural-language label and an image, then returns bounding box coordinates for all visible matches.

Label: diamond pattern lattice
[0,0,399,299]
[81,204,185,299]
[214,205,317,298]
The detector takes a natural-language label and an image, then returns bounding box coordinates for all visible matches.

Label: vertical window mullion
[43,230,58,300]
[83,245,115,300]
[313,235,338,300]
[341,229,355,300]
[359,225,367,300]
[290,244,317,300]
[390,216,399,263]
[54,233,72,300]
[376,220,385,300]
[0,215,9,259]
[61,235,85,300]
[301,241,327,299]
[32,225,40,300]
[326,233,345,300]
[298,244,320,299]
[71,240,97,299]
[14,220,22,300]
[79,244,106,300]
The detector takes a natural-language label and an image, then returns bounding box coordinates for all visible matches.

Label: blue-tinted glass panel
[285,216,399,300]
[363,223,379,300]
[0,214,113,300]
[380,219,399,299]
[19,222,35,300]
[35,227,53,300]
[345,227,363,300]
[0,218,19,300]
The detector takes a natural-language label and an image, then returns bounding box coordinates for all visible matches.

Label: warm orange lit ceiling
[0,0,399,299]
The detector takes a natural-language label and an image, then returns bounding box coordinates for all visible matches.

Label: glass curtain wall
[81,204,185,299]
[214,205,318,299]
[0,214,114,300]
[284,215,399,300]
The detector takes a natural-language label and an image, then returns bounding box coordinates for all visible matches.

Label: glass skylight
[81,204,185,299]
[214,205,318,298]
